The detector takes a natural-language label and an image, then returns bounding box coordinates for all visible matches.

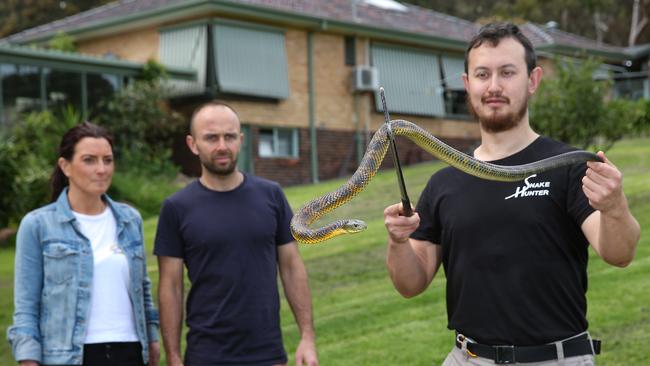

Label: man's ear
[528,66,543,95]
[186,134,199,156]
[462,73,469,92]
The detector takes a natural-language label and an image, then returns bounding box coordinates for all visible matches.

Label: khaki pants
[442,346,596,366]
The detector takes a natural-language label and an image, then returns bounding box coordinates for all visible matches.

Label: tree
[94,78,185,175]
[0,0,112,38]
[530,57,645,151]
[629,0,650,46]
[47,31,76,52]
[401,0,650,47]
[0,109,78,228]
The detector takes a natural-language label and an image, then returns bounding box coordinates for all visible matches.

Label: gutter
[536,44,629,63]
[5,0,469,53]
[0,44,196,80]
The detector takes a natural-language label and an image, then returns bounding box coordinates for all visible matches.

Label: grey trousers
[442,332,598,366]
[442,346,596,366]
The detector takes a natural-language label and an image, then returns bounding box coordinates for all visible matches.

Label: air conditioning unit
[351,66,379,92]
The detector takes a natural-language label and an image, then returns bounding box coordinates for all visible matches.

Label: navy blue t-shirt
[412,136,595,346]
[154,174,294,365]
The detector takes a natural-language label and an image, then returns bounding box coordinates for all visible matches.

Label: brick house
[3,0,644,186]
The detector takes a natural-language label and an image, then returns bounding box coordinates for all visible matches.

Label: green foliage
[638,99,650,135]
[530,58,641,151]
[0,78,187,226]
[137,59,169,84]
[109,170,185,218]
[0,137,19,227]
[400,0,649,47]
[94,79,186,216]
[0,110,77,227]
[0,0,113,38]
[47,31,76,52]
[95,80,185,177]
[599,98,649,150]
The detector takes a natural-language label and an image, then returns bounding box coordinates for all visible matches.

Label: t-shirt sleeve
[153,198,185,258]
[566,162,596,226]
[410,175,442,245]
[274,185,295,246]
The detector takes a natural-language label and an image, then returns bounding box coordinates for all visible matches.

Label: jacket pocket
[43,243,79,284]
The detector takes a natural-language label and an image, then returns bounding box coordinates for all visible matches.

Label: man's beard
[200,152,238,176]
[466,93,529,133]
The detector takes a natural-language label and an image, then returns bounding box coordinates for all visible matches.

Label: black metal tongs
[379,87,413,217]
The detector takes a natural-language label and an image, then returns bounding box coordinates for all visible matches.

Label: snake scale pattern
[290,119,602,244]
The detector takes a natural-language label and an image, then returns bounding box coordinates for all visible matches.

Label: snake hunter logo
[505,174,551,200]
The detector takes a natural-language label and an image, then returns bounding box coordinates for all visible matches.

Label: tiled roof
[0,0,477,45]
[1,0,628,59]
[2,0,179,43]
[521,23,625,56]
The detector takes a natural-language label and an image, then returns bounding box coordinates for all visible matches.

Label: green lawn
[1,138,648,365]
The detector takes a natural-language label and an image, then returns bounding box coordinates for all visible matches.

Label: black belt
[455,333,601,364]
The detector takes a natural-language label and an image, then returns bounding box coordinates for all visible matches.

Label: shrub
[0,110,77,227]
[1,68,186,226]
[531,58,611,150]
[599,98,648,150]
[94,80,185,177]
[47,31,76,52]
[93,76,187,217]
[0,137,19,227]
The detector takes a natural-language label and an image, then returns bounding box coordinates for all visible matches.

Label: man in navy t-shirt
[155,102,318,366]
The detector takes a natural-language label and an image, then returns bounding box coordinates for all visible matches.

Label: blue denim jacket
[7,189,159,365]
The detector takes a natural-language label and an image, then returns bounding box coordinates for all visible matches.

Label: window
[45,68,82,111]
[159,19,290,99]
[213,20,290,99]
[371,44,444,116]
[442,89,468,116]
[345,36,356,66]
[87,73,121,112]
[258,128,298,158]
[614,77,649,100]
[1,64,42,124]
[441,55,468,116]
[159,24,208,96]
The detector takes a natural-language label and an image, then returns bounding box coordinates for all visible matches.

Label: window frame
[257,127,299,158]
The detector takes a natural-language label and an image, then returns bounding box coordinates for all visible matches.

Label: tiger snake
[290,119,602,244]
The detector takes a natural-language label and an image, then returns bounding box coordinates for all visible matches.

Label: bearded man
[154,102,319,366]
[383,23,639,366]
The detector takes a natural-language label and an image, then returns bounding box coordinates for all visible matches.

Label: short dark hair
[50,122,113,201]
[464,22,537,75]
[189,101,240,135]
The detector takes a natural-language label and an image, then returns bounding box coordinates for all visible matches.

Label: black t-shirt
[412,136,595,346]
[154,174,294,365]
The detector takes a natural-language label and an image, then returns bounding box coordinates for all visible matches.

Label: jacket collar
[54,187,135,226]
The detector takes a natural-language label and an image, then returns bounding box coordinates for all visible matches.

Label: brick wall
[171,122,478,187]
[77,26,160,62]
[250,127,314,186]
[81,18,483,186]
[245,127,477,186]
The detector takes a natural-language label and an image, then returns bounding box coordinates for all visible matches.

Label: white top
[73,207,139,344]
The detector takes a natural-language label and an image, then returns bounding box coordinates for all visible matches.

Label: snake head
[343,219,367,233]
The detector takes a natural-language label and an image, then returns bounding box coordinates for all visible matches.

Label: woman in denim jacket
[7,122,160,366]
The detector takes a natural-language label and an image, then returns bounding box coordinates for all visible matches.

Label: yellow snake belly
[290,119,602,244]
